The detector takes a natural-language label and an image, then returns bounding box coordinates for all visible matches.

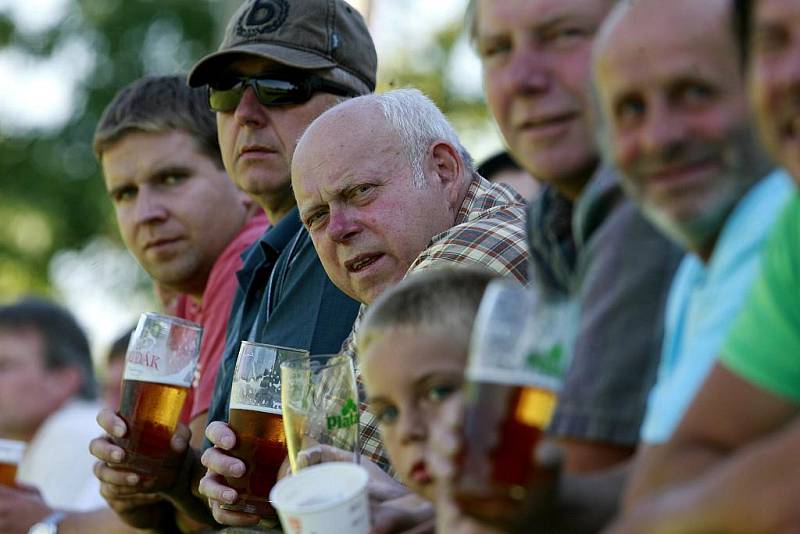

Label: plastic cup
[269,462,370,534]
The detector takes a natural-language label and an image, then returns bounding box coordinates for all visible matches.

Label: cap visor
[188,44,337,87]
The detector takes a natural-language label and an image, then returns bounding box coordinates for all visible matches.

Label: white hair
[372,88,474,187]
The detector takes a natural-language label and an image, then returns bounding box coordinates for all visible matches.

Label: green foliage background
[0,0,496,299]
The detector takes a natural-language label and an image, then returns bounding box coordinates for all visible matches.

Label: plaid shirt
[345,175,530,473]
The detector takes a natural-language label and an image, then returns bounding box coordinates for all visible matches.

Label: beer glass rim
[238,340,310,355]
[0,438,26,463]
[0,438,26,449]
[279,353,350,371]
[141,311,202,332]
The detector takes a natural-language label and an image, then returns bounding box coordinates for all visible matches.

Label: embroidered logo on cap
[235,0,290,37]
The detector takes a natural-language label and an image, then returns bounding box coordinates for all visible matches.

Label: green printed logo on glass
[525,345,563,377]
[327,398,359,430]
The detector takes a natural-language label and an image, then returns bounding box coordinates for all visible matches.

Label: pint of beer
[0,439,25,487]
[222,342,308,517]
[454,281,564,523]
[115,312,202,476]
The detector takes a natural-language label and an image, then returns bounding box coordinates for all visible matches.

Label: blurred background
[0,0,504,361]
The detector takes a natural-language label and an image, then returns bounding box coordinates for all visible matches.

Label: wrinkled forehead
[292,102,391,181]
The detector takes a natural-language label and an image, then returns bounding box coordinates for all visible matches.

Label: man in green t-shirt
[605,0,800,532]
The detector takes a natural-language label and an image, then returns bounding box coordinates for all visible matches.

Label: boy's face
[361,326,466,501]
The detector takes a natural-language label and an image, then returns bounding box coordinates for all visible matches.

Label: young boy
[357,268,500,520]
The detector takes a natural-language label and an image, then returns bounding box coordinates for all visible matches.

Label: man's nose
[134,188,168,225]
[234,85,270,128]
[326,207,360,243]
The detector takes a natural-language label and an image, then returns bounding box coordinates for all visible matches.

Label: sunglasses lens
[209,86,244,112]
[252,79,308,106]
[208,77,314,111]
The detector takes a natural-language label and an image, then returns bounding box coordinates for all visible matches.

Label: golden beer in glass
[222,342,308,517]
[0,439,25,487]
[454,281,563,522]
[280,354,360,474]
[115,312,202,476]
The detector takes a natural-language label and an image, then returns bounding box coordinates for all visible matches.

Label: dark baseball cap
[188,0,377,93]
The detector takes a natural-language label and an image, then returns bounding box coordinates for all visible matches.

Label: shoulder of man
[205,212,270,299]
[408,178,530,284]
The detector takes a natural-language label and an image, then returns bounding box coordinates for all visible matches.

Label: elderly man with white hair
[291,87,531,470]
[293,88,530,306]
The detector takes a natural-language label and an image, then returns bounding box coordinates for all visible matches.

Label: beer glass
[0,439,25,487]
[280,355,360,474]
[454,280,563,520]
[222,342,309,517]
[115,312,202,476]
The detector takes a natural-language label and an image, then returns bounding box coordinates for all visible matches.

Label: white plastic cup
[269,462,370,534]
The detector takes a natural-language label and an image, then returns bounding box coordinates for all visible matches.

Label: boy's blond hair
[358,267,498,354]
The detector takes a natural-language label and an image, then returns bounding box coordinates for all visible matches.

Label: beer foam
[228,401,281,415]
[466,366,561,391]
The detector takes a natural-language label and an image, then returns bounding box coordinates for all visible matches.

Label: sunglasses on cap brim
[208,74,360,112]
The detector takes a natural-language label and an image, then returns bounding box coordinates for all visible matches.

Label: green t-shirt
[721,193,800,403]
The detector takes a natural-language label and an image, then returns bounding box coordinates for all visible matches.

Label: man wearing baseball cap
[89,0,378,530]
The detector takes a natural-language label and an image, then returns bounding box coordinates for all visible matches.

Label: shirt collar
[454,174,521,226]
[259,206,301,259]
[237,206,302,293]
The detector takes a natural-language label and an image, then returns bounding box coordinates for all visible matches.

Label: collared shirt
[721,191,800,402]
[173,213,269,420]
[206,207,361,430]
[354,175,530,472]
[642,170,792,443]
[528,166,684,445]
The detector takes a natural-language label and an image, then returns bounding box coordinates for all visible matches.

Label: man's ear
[426,140,463,206]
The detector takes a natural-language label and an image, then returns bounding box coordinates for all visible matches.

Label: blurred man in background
[606,0,800,531]
[592,0,791,510]
[0,297,121,533]
[453,0,683,530]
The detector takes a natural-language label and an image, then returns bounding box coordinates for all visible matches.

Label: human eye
[676,82,714,108]
[478,36,512,62]
[614,96,646,127]
[348,183,377,203]
[373,404,399,426]
[304,209,329,232]
[158,172,189,187]
[426,383,458,404]
[753,24,789,55]
[547,25,590,47]
[111,186,137,203]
